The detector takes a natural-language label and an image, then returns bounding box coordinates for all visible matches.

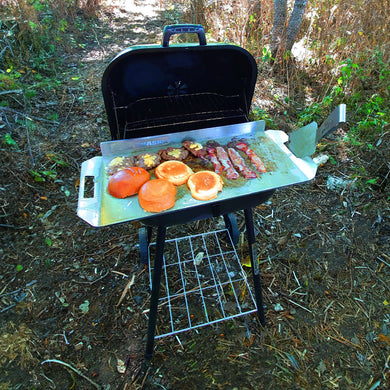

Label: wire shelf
[146,229,257,339]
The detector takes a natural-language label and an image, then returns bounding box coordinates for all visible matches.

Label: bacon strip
[216,146,239,179]
[235,142,266,173]
[227,148,257,179]
[206,147,223,175]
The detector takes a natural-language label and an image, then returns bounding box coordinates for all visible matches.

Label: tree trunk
[190,0,207,27]
[271,0,308,61]
[245,0,262,39]
[285,0,308,53]
[271,0,287,59]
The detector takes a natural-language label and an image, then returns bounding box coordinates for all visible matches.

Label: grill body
[100,25,271,359]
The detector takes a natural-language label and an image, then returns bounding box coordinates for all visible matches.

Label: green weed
[2,134,19,148]
[251,107,276,128]
[47,153,69,167]
[29,170,57,182]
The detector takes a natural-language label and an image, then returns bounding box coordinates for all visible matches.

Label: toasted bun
[187,171,223,201]
[155,161,193,186]
[138,179,177,212]
[107,167,150,198]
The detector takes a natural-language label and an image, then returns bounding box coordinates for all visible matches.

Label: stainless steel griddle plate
[77,120,318,227]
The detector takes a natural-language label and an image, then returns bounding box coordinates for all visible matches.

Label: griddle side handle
[77,157,102,227]
[162,24,207,47]
[316,104,347,143]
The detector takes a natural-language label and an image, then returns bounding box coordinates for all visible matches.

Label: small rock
[313,154,329,166]
[117,359,126,374]
[274,303,284,312]
[326,176,356,192]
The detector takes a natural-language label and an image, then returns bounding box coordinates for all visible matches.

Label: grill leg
[244,208,266,326]
[223,213,239,245]
[139,226,153,265]
[145,225,166,359]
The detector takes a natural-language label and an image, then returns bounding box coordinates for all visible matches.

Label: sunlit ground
[106,0,162,17]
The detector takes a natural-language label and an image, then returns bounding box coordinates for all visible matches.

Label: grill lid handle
[162,24,207,47]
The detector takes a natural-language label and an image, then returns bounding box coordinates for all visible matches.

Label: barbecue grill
[77,24,346,359]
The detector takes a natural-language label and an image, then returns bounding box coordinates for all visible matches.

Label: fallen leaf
[281,312,295,320]
[378,334,390,346]
[194,252,204,266]
[285,352,301,371]
[79,300,89,314]
[277,234,290,248]
[241,255,251,268]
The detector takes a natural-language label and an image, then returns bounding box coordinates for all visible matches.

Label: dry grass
[0,322,37,369]
[172,0,390,115]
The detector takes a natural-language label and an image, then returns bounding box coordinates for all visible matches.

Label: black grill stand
[144,207,265,359]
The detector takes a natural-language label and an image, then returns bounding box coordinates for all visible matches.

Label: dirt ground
[1,1,390,389]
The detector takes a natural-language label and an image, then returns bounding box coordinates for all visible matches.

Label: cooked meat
[215,146,239,179]
[135,152,161,170]
[159,147,189,161]
[107,156,135,175]
[182,140,207,160]
[235,142,266,173]
[227,148,257,179]
[206,146,223,175]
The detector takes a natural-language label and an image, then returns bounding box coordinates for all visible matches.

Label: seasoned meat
[182,140,207,160]
[107,156,135,175]
[159,147,189,161]
[135,152,161,170]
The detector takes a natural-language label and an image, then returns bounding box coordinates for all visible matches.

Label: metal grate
[112,93,247,139]
[145,229,257,339]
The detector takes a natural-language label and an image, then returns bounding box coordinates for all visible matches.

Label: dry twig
[117,274,136,306]
[0,106,59,124]
[41,359,102,389]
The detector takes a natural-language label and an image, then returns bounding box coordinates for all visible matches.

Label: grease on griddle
[250,135,281,173]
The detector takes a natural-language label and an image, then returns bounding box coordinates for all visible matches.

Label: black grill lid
[102,24,258,140]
